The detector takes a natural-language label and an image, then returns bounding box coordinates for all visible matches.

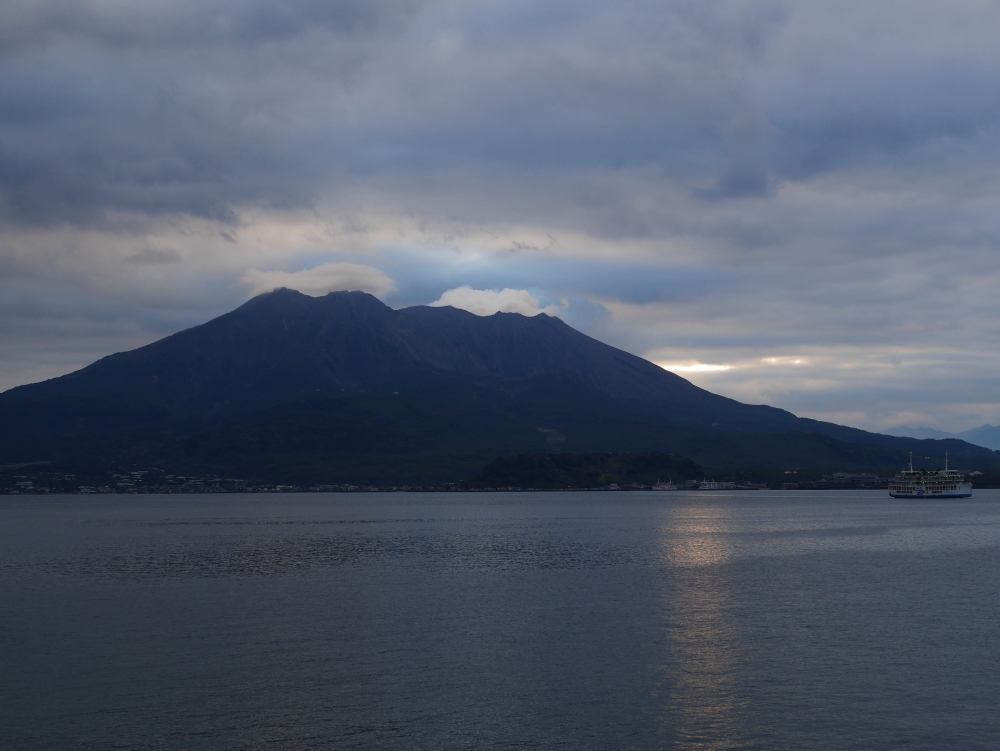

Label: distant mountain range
[1,288,996,484]
[885,424,1000,451]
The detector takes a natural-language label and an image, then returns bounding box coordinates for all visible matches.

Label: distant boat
[652,479,677,490]
[698,479,720,490]
[889,452,972,499]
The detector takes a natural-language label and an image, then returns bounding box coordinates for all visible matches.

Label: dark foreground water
[2,491,999,750]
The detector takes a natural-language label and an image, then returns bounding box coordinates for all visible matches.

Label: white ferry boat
[652,479,677,490]
[888,453,972,499]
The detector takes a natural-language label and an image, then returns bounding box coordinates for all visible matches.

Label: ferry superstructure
[888,453,972,499]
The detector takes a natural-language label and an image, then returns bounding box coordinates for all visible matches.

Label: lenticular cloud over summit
[431,288,556,317]
[2,0,1000,432]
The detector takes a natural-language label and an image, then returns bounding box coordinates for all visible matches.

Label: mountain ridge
[887,424,1000,451]
[1,288,996,483]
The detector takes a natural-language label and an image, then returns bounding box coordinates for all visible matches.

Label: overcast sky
[2,0,999,433]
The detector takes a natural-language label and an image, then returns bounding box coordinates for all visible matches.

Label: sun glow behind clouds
[646,346,1000,433]
[658,362,734,373]
[762,357,808,366]
[656,356,810,374]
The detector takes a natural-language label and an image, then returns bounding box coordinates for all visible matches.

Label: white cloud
[430,286,559,317]
[658,362,734,373]
[239,262,397,298]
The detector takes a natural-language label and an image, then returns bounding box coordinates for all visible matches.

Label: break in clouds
[2,0,1000,432]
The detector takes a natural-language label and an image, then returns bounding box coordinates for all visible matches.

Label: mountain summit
[1,289,993,483]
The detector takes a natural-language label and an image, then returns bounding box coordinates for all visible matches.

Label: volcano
[1,288,993,483]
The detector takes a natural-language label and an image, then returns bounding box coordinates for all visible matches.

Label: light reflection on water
[659,504,745,750]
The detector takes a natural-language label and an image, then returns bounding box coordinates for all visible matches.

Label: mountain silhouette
[1,288,995,483]
[887,423,1000,451]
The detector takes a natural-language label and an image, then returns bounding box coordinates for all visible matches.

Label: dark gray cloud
[0,0,424,224]
[3,0,961,227]
[0,0,418,52]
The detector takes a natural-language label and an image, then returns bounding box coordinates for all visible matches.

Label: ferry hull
[890,491,972,499]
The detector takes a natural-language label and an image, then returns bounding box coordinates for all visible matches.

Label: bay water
[2,490,998,750]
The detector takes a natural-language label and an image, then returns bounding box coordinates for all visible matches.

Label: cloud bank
[430,287,556,317]
[2,0,1000,432]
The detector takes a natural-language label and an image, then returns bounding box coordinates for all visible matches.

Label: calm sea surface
[2,490,999,750]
